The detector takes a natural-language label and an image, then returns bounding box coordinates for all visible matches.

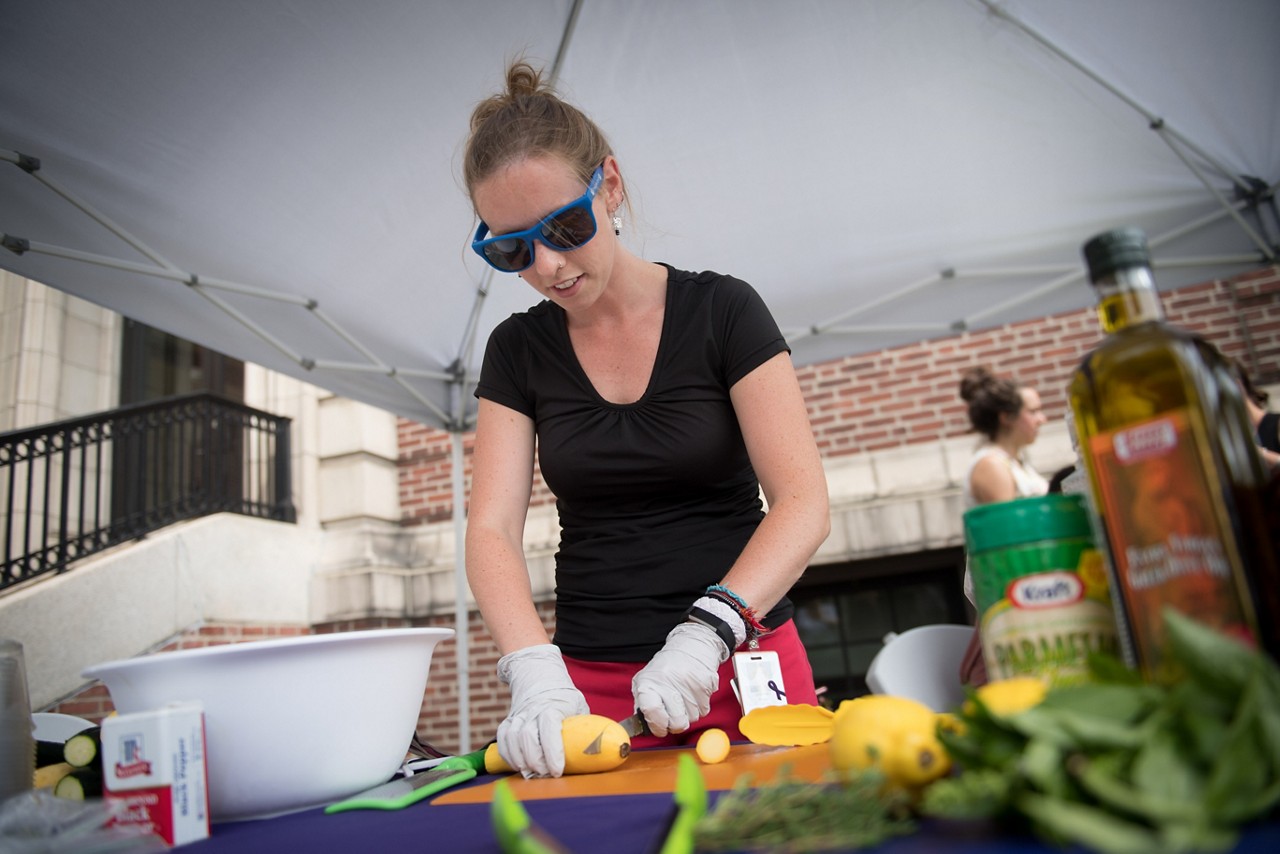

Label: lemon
[883,729,951,787]
[966,677,1047,718]
[829,696,951,790]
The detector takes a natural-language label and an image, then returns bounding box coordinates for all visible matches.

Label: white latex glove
[631,621,729,737]
[495,644,590,779]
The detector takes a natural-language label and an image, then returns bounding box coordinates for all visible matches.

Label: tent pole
[549,0,584,84]
[977,1,1242,190]
[978,0,1273,258]
[451,429,470,753]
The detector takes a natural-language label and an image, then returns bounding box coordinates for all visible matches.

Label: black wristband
[686,605,737,655]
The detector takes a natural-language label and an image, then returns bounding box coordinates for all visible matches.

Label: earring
[612,213,622,236]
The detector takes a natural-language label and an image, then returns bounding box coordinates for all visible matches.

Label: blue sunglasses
[471,166,604,273]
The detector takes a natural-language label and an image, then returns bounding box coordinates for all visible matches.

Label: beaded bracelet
[704,584,772,649]
[706,583,748,609]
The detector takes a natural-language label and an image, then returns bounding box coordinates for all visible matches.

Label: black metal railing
[1,393,295,592]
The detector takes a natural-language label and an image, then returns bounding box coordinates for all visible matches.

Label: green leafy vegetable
[923,608,1280,854]
[1016,792,1164,854]
[692,768,915,853]
[916,767,1011,820]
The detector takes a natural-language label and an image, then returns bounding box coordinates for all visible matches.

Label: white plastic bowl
[865,624,973,712]
[83,627,453,821]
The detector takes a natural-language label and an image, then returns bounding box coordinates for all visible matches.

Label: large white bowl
[83,627,453,821]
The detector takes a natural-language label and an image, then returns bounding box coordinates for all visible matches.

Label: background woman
[1233,360,1280,468]
[461,61,830,778]
[956,365,1049,683]
[959,365,1049,515]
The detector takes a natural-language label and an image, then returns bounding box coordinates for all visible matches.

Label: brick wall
[796,268,1280,457]
[398,428,557,525]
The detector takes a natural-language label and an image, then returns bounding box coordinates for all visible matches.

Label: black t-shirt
[475,265,795,660]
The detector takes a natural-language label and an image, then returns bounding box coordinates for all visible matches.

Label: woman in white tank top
[957,366,1049,679]
[960,365,1049,513]
[963,444,1048,510]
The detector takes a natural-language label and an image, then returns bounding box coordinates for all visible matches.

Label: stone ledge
[310,550,558,624]
[816,490,966,564]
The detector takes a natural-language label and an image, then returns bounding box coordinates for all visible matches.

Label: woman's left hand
[631,621,728,736]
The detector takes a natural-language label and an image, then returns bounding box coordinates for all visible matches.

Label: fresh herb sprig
[693,767,915,853]
[923,609,1280,854]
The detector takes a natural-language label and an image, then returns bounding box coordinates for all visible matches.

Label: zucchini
[63,727,101,768]
[34,762,74,790]
[36,739,67,767]
[53,767,103,800]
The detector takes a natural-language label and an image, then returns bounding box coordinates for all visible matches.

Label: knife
[618,710,652,739]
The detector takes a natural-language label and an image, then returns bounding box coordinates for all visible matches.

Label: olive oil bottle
[1068,227,1279,682]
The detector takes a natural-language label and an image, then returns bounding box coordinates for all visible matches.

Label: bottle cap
[963,493,1092,553]
[1083,227,1150,283]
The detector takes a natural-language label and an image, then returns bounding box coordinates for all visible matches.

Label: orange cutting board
[432,742,834,805]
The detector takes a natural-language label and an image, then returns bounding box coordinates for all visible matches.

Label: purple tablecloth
[179,775,1280,854]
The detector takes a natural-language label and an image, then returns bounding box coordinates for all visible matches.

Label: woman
[462,61,830,778]
[1233,360,1280,468]
[959,366,1049,516]
[957,366,1048,684]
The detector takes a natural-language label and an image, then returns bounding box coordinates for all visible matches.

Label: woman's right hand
[631,621,727,737]
[495,644,590,778]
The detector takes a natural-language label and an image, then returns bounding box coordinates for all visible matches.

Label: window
[119,319,243,405]
[113,321,246,529]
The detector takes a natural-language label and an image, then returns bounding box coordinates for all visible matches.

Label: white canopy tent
[3,1,1277,747]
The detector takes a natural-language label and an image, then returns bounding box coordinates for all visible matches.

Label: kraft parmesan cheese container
[102,702,210,846]
[964,494,1121,686]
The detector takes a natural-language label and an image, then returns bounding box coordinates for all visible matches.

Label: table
[181,776,1280,854]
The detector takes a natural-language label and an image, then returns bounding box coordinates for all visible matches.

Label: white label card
[731,650,788,714]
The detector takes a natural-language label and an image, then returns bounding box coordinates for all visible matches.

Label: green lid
[964,493,1092,553]
[1082,227,1150,283]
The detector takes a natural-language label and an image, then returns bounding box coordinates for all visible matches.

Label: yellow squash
[485,714,631,775]
[829,695,951,790]
[695,728,731,764]
[34,762,74,790]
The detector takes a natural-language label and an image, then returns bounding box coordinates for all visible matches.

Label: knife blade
[618,710,651,739]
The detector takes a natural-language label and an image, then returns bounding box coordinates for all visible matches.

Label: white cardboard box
[102,702,210,847]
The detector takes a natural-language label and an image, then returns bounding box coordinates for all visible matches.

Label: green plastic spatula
[325,750,485,813]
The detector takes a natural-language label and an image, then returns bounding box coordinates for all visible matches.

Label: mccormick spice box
[102,702,210,846]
